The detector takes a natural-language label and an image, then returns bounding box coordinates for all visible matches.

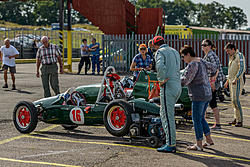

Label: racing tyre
[13,101,38,134]
[62,124,78,130]
[103,100,133,137]
[147,136,160,148]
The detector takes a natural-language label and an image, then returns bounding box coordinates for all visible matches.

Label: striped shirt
[37,43,61,65]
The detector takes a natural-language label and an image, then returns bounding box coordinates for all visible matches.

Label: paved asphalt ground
[0,63,249,167]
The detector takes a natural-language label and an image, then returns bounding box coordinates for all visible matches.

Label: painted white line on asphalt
[18,150,68,159]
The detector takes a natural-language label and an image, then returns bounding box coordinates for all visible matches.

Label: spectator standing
[37,40,42,48]
[77,39,90,75]
[201,39,225,131]
[89,38,100,75]
[224,43,246,127]
[181,46,216,151]
[0,38,19,90]
[153,36,181,153]
[36,36,63,98]
[130,44,152,82]
[32,39,38,58]
[147,39,156,71]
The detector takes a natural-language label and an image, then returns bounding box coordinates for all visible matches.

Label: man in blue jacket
[153,36,182,153]
[89,38,100,75]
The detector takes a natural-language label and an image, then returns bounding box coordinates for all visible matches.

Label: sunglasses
[140,48,146,50]
[201,44,209,47]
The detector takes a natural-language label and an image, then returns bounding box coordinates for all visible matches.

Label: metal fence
[1,30,249,74]
[102,34,250,74]
[0,29,103,58]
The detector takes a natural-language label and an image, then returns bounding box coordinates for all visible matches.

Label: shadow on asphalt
[31,127,198,149]
[32,130,127,142]
[177,149,250,167]
[4,89,34,94]
[211,129,250,141]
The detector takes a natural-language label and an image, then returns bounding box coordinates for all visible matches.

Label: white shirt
[0,45,19,67]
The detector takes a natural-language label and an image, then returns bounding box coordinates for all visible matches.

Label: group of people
[0,36,101,98]
[77,38,101,75]
[129,36,246,153]
[0,35,246,153]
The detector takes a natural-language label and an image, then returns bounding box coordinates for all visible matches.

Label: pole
[59,0,64,69]
[67,0,72,72]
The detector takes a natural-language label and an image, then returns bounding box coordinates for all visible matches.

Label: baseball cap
[139,44,147,49]
[153,36,164,45]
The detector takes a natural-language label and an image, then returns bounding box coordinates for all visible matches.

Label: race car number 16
[70,107,85,124]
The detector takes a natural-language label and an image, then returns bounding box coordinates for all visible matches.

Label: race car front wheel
[103,100,133,137]
[13,101,38,134]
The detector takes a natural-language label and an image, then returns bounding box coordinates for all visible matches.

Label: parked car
[72,28,90,32]
[9,34,41,48]
[34,27,50,31]
[51,23,68,30]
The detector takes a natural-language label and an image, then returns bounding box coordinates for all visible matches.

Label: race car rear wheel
[103,100,133,137]
[13,101,38,134]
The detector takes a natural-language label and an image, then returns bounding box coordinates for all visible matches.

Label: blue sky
[167,0,250,28]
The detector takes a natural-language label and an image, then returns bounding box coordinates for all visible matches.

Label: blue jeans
[192,101,211,141]
[91,55,100,73]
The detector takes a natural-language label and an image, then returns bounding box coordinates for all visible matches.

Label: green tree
[19,0,37,25]
[132,0,164,11]
[35,0,59,26]
[163,0,197,25]
[196,1,227,28]
[225,6,248,29]
[0,1,24,24]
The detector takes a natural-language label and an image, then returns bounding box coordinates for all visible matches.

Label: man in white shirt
[0,38,19,90]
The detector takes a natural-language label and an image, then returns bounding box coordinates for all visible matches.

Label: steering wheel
[70,91,87,106]
[141,68,149,75]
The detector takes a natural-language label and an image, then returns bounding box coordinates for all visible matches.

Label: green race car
[13,66,191,146]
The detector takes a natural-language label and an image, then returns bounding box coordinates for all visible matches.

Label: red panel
[125,0,135,33]
[137,8,163,34]
[72,0,127,34]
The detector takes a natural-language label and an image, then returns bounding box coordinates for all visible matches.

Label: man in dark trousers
[36,36,63,97]
[77,39,90,75]
[89,38,100,75]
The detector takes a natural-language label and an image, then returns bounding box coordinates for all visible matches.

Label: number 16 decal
[70,107,84,124]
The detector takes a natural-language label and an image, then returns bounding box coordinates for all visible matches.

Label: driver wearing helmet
[153,36,182,153]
